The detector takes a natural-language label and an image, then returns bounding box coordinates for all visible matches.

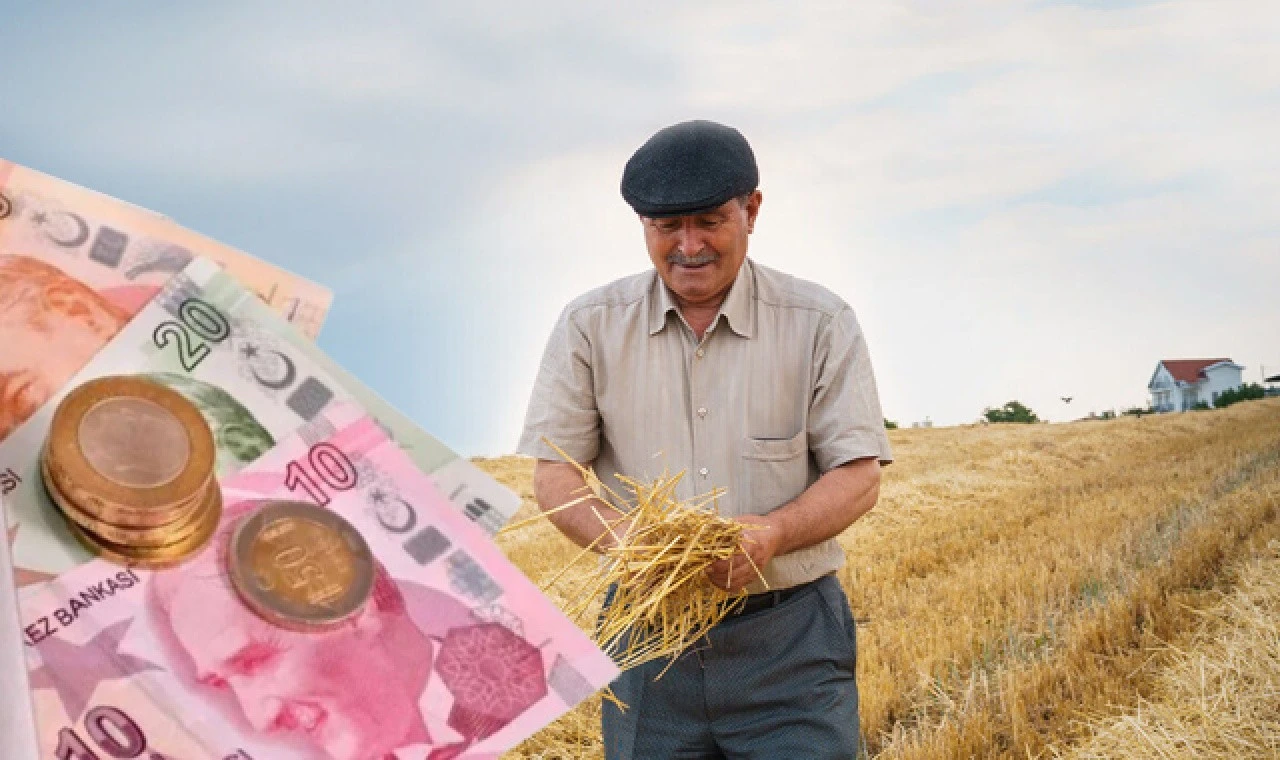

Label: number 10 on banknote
[21,400,618,760]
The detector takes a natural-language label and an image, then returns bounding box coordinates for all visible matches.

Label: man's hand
[705,459,881,593]
[705,515,783,592]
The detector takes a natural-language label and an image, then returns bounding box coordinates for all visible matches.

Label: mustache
[666,251,717,267]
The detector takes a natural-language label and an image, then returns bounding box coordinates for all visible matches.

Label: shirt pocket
[738,429,810,514]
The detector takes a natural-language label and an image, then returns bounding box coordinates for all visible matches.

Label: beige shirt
[518,257,893,591]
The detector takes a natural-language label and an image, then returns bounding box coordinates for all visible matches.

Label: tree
[883,418,899,430]
[1213,382,1265,409]
[983,400,1040,424]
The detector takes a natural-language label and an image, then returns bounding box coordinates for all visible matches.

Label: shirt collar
[648,258,756,338]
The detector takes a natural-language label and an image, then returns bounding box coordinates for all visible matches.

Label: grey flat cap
[620,120,759,217]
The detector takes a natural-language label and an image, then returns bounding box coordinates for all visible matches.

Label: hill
[479,398,1280,759]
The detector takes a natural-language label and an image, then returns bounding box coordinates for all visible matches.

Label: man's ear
[745,190,763,233]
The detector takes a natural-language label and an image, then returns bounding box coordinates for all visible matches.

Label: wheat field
[479,397,1280,759]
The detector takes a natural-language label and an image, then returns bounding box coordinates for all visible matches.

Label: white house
[1148,358,1245,412]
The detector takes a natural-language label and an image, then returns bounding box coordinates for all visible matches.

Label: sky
[2,1,1277,455]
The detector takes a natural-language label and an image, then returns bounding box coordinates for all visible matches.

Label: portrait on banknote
[142,372,277,468]
[147,496,466,760]
[0,254,129,440]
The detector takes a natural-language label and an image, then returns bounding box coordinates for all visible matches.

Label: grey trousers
[602,574,862,759]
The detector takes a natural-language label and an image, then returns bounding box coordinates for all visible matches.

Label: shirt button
[698,467,709,478]
[695,349,705,359]
[697,407,708,417]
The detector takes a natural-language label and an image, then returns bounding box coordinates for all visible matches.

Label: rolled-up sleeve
[808,306,894,470]
[516,305,602,463]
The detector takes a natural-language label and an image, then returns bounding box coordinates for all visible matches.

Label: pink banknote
[0,495,40,759]
[0,159,333,441]
[19,401,617,760]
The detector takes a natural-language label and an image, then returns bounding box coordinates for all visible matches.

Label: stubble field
[481,398,1280,759]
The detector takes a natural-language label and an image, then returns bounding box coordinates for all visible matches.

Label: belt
[722,576,820,618]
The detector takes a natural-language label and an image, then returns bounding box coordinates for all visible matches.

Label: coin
[62,483,223,569]
[44,452,208,529]
[41,454,209,548]
[46,375,215,517]
[79,395,191,488]
[228,501,374,632]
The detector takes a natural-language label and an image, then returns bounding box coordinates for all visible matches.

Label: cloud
[452,0,1280,434]
[1,0,1276,451]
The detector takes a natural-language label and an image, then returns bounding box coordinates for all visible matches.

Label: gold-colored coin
[46,375,215,519]
[44,450,207,529]
[63,483,223,569]
[41,455,210,548]
[228,501,374,632]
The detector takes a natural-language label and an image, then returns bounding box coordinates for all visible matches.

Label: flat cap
[620,120,758,217]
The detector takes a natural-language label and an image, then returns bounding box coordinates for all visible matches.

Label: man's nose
[675,225,706,254]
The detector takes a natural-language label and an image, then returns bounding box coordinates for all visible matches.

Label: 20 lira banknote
[19,401,616,760]
[0,257,518,588]
[0,159,333,441]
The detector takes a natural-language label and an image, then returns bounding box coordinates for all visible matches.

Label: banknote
[19,401,617,760]
[1,495,41,760]
[0,158,333,441]
[0,257,518,587]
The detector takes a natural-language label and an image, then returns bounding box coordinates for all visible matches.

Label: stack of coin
[228,500,375,632]
[41,375,222,569]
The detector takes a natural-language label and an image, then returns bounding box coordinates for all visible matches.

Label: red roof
[1160,358,1233,383]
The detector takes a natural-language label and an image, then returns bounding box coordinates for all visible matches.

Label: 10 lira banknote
[0,257,518,588]
[19,401,616,760]
[0,494,41,760]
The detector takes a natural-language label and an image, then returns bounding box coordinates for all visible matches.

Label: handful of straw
[501,440,767,677]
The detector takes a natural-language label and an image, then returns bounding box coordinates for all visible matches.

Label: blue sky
[2,1,1277,454]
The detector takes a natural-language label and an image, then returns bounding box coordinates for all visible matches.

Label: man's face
[150,535,432,760]
[641,191,762,309]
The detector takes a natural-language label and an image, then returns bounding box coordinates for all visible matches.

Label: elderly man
[518,120,892,759]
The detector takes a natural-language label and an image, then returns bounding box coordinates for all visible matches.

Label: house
[1266,373,1280,397]
[1148,358,1245,412]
